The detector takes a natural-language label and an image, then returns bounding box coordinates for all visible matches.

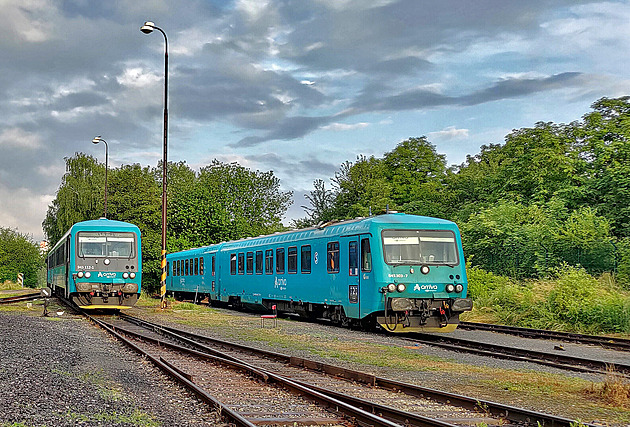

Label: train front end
[71,220,142,309]
[371,217,472,332]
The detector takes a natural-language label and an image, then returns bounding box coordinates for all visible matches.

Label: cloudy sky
[2,0,630,242]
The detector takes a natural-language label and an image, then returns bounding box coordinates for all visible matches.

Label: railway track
[0,291,42,304]
[460,321,630,351]
[404,331,630,378]
[93,312,591,427]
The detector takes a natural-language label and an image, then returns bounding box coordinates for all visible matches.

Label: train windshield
[77,232,136,258]
[382,229,458,266]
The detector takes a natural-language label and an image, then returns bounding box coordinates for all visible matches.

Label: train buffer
[260,305,277,328]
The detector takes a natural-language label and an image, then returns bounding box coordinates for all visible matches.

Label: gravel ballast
[0,309,221,427]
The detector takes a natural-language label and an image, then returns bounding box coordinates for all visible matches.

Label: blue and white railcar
[166,213,472,332]
[46,218,142,309]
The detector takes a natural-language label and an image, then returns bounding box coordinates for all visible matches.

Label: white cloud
[0,128,42,149]
[428,126,469,140]
[321,122,370,131]
[117,67,162,88]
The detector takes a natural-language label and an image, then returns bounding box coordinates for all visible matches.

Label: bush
[0,228,43,288]
[465,264,630,334]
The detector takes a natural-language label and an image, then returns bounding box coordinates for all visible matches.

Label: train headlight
[84,272,91,278]
[387,283,396,293]
[396,283,406,293]
[455,284,463,293]
[420,265,430,275]
[77,271,84,278]
[104,259,110,265]
[122,272,129,279]
[129,272,136,279]
[446,284,455,293]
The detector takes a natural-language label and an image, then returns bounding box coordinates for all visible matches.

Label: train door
[344,237,361,318]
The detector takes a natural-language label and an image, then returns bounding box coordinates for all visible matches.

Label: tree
[383,137,448,216]
[0,228,43,287]
[580,97,630,237]
[43,153,104,244]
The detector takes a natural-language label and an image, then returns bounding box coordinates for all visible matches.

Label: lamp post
[92,136,108,218]
[140,21,169,309]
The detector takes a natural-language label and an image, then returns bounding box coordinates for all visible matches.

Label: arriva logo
[414,284,438,292]
[98,272,117,279]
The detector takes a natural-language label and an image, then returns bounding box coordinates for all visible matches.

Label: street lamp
[140,21,169,309]
[92,136,108,218]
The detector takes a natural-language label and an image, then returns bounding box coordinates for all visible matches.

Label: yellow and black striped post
[160,250,167,309]
[17,273,24,288]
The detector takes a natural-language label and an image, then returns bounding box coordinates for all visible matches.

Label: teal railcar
[46,218,142,309]
[166,213,472,332]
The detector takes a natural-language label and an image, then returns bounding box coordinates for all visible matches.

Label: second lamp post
[92,136,108,218]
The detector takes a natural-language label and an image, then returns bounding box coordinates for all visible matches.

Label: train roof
[49,218,141,253]
[70,218,141,232]
[167,213,459,257]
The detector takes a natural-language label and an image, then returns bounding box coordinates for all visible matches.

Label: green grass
[64,409,159,426]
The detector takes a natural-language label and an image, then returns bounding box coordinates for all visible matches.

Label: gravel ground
[1,298,627,426]
[0,305,223,427]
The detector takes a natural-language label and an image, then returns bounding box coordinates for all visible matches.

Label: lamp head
[140,21,155,34]
[92,136,102,144]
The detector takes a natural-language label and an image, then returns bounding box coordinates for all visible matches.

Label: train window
[195,258,199,275]
[185,259,190,275]
[361,238,372,272]
[230,253,237,275]
[255,251,263,274]
[327,242,340,273]
[167,262,170,276]
[265,249,273,274]
[76,231,135,258]
[190,259,194,274]
[177,260,181,276]
[276,248,285,274]
[212,256,216,276]
[246,252,253,274]
[288,246,297,273]
[301,245,311,274]
[200,257,204,275]
[382,230,458,266]
[238,253,245,274]
[349,241,358,276]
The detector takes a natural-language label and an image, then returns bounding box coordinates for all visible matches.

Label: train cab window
[212,256,216,276]
[246,252,253,274]
[349,241,358,276]
[361,238,372,272]
[194,258,199,275]
[238,253,245,274]
[167,262,170,276]
[255,251,263,274]
[230,253,237,275]
[200,257,204,275]
[288,246,297,273]
[276,248,285,274]
[327,242,340,273]
[301,245,311,274]
[265,249,273,274]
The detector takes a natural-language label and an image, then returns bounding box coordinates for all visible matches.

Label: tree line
[41,96,630,292]
[298,97,630,283]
